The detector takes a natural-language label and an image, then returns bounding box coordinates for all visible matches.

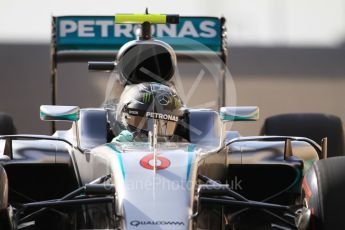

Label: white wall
[1,0,345,46]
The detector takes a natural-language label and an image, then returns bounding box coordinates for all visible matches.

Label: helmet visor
[126,114,177,137]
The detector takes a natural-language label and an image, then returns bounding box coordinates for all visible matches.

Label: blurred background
[0,0,345,135]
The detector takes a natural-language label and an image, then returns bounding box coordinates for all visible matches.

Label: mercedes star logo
[158,94,170,105]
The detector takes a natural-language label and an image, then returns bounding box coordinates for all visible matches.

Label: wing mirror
[40,105,80,122]
[40,105,81,148]
[220,106,259,122]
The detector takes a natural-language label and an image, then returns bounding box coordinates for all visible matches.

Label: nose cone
[104,143,197,230]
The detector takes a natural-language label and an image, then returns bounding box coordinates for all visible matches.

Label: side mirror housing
[220,106,259,122]
[40,105,80,122]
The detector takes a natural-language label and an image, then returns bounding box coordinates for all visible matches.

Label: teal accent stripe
[290,159,316,192]
[303,159,316,174]
[289,167,303,192]
[220,112,258,121]
[186,144,196,182]
[106,144,125,180]
[40,111,79,121]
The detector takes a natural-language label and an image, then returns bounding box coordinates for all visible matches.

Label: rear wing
[52,16,226,61]
[50,15,227,131]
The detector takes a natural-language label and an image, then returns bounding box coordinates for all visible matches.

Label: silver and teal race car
[1,12,345,230]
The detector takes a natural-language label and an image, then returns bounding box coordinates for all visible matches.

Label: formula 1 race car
[1,12,345,230]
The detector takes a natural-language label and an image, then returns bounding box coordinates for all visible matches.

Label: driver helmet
[116,82,184,137]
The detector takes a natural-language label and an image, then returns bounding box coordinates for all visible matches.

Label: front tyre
[303,157,345,230]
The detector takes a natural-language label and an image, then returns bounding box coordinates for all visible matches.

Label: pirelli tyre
[261,113,345,158]
[302,156,345,230]
[0,113,16,135]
